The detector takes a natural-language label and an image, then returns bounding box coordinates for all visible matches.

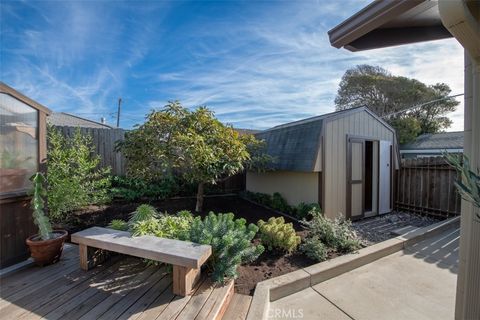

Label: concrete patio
[268,227,459,319]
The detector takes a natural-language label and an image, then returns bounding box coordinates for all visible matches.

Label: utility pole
[116,98,122,128]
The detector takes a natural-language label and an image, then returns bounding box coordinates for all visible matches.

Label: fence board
[395,156,461,217]
[52,126,126,175]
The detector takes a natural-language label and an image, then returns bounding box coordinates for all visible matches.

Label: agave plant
[444,153,480,220]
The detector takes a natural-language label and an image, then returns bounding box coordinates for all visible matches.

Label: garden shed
[0,82,52,268]
[246,106,399,220]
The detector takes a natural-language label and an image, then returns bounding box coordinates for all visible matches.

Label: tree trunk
[195,182,204,213]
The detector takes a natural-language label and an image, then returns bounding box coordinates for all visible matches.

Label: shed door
[348,138,364,220]
[379,140,392,214]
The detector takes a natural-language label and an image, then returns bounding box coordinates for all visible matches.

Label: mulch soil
[62,195,307,295]
[62,195,441,296]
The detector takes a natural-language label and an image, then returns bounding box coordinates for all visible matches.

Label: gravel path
[352,211,441,246]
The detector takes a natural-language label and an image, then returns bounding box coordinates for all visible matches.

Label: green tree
[47,127,111,221]
[118,101,265,212]
[389,116,421,144]
[335,65,459,143]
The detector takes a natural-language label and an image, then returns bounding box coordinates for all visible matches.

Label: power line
[381,93,464,119]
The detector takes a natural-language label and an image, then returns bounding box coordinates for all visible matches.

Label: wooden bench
[71,227,212,296]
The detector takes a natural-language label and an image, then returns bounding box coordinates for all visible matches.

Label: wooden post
[79,244,89,271]
[172,265,201,296]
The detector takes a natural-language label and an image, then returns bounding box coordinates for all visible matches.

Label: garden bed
[63,195,441,296]
[64,195,302,234]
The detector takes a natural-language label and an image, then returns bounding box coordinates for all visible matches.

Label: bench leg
[79,244,89,271]
[79,244,110,271]
[172,265,201,296]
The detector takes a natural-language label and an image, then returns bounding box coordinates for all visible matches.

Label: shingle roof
[400,132,464,150]
[256,118,323,172]
[47,112,114,129]
[255,106,396,172]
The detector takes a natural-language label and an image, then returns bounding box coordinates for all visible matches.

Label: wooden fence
[53,126,126,175]
[395,156,461,218]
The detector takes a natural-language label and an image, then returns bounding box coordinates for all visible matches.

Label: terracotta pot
[26,230,68,266]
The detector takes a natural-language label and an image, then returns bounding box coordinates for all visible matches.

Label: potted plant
[25,172,68,266]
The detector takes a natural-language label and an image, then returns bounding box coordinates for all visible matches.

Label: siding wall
[246,171,319,205]
[323,111,395,219]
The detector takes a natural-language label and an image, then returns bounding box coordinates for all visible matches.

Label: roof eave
[328,0,425,49]
[328,0,453,51]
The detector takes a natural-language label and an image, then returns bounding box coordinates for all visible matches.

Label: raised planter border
[246,216,460,320]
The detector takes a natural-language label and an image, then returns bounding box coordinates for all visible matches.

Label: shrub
[242,191,293,213]
[47,127,111,222]
[295,202,321,220]
[110,175,177,201]
[125,205,193,240]
[30,172,53,240]
[128,204,159,225]
[189,212,264,283]
[153,212,193,240]
[300,236,327,262]
[301,208,360,261]
[108,219,129,231]
[117,102,263,212]
[257,217,301,253]
[271,192,292,213]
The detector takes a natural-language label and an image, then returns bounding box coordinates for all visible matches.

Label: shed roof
[400,131,464,150]
[256,106,389,172]
[48,112,114,129]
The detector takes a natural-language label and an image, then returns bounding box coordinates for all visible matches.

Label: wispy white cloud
[1,0,464,131]
[139,2,464,130]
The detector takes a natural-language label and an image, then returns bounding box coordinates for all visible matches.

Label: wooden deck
[0,245,233,320]
[223,294,252,320]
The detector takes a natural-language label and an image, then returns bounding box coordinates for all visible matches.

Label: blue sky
[1,0,465,130]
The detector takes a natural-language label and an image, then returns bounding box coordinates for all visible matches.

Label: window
[0,93,38,195]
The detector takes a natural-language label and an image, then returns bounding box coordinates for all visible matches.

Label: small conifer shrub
[257,217,301,253]
[189,212,264,283]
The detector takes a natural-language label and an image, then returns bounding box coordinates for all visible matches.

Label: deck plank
[222,294,252,320]
[147,278,207,320]
[0,247,233,320]
[0,261,79,310]
[50,259,148,320]
[134,284,176,320]
[19,258,125,320]
[175,278,215,320]
[0,248,77,298]
[98,266,169,320]
[195,280,234,320]
[116,273,173,320]
[77,265,160,319]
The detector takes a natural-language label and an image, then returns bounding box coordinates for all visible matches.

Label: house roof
[256,106,392,172]
[235,128,262,136]
[48,112,114,129]
[400,131,464,150]
[328,0,452,51]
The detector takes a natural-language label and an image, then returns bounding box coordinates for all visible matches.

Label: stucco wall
[246,171,319,206]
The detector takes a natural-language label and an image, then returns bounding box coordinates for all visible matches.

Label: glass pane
[0,93,38,194]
